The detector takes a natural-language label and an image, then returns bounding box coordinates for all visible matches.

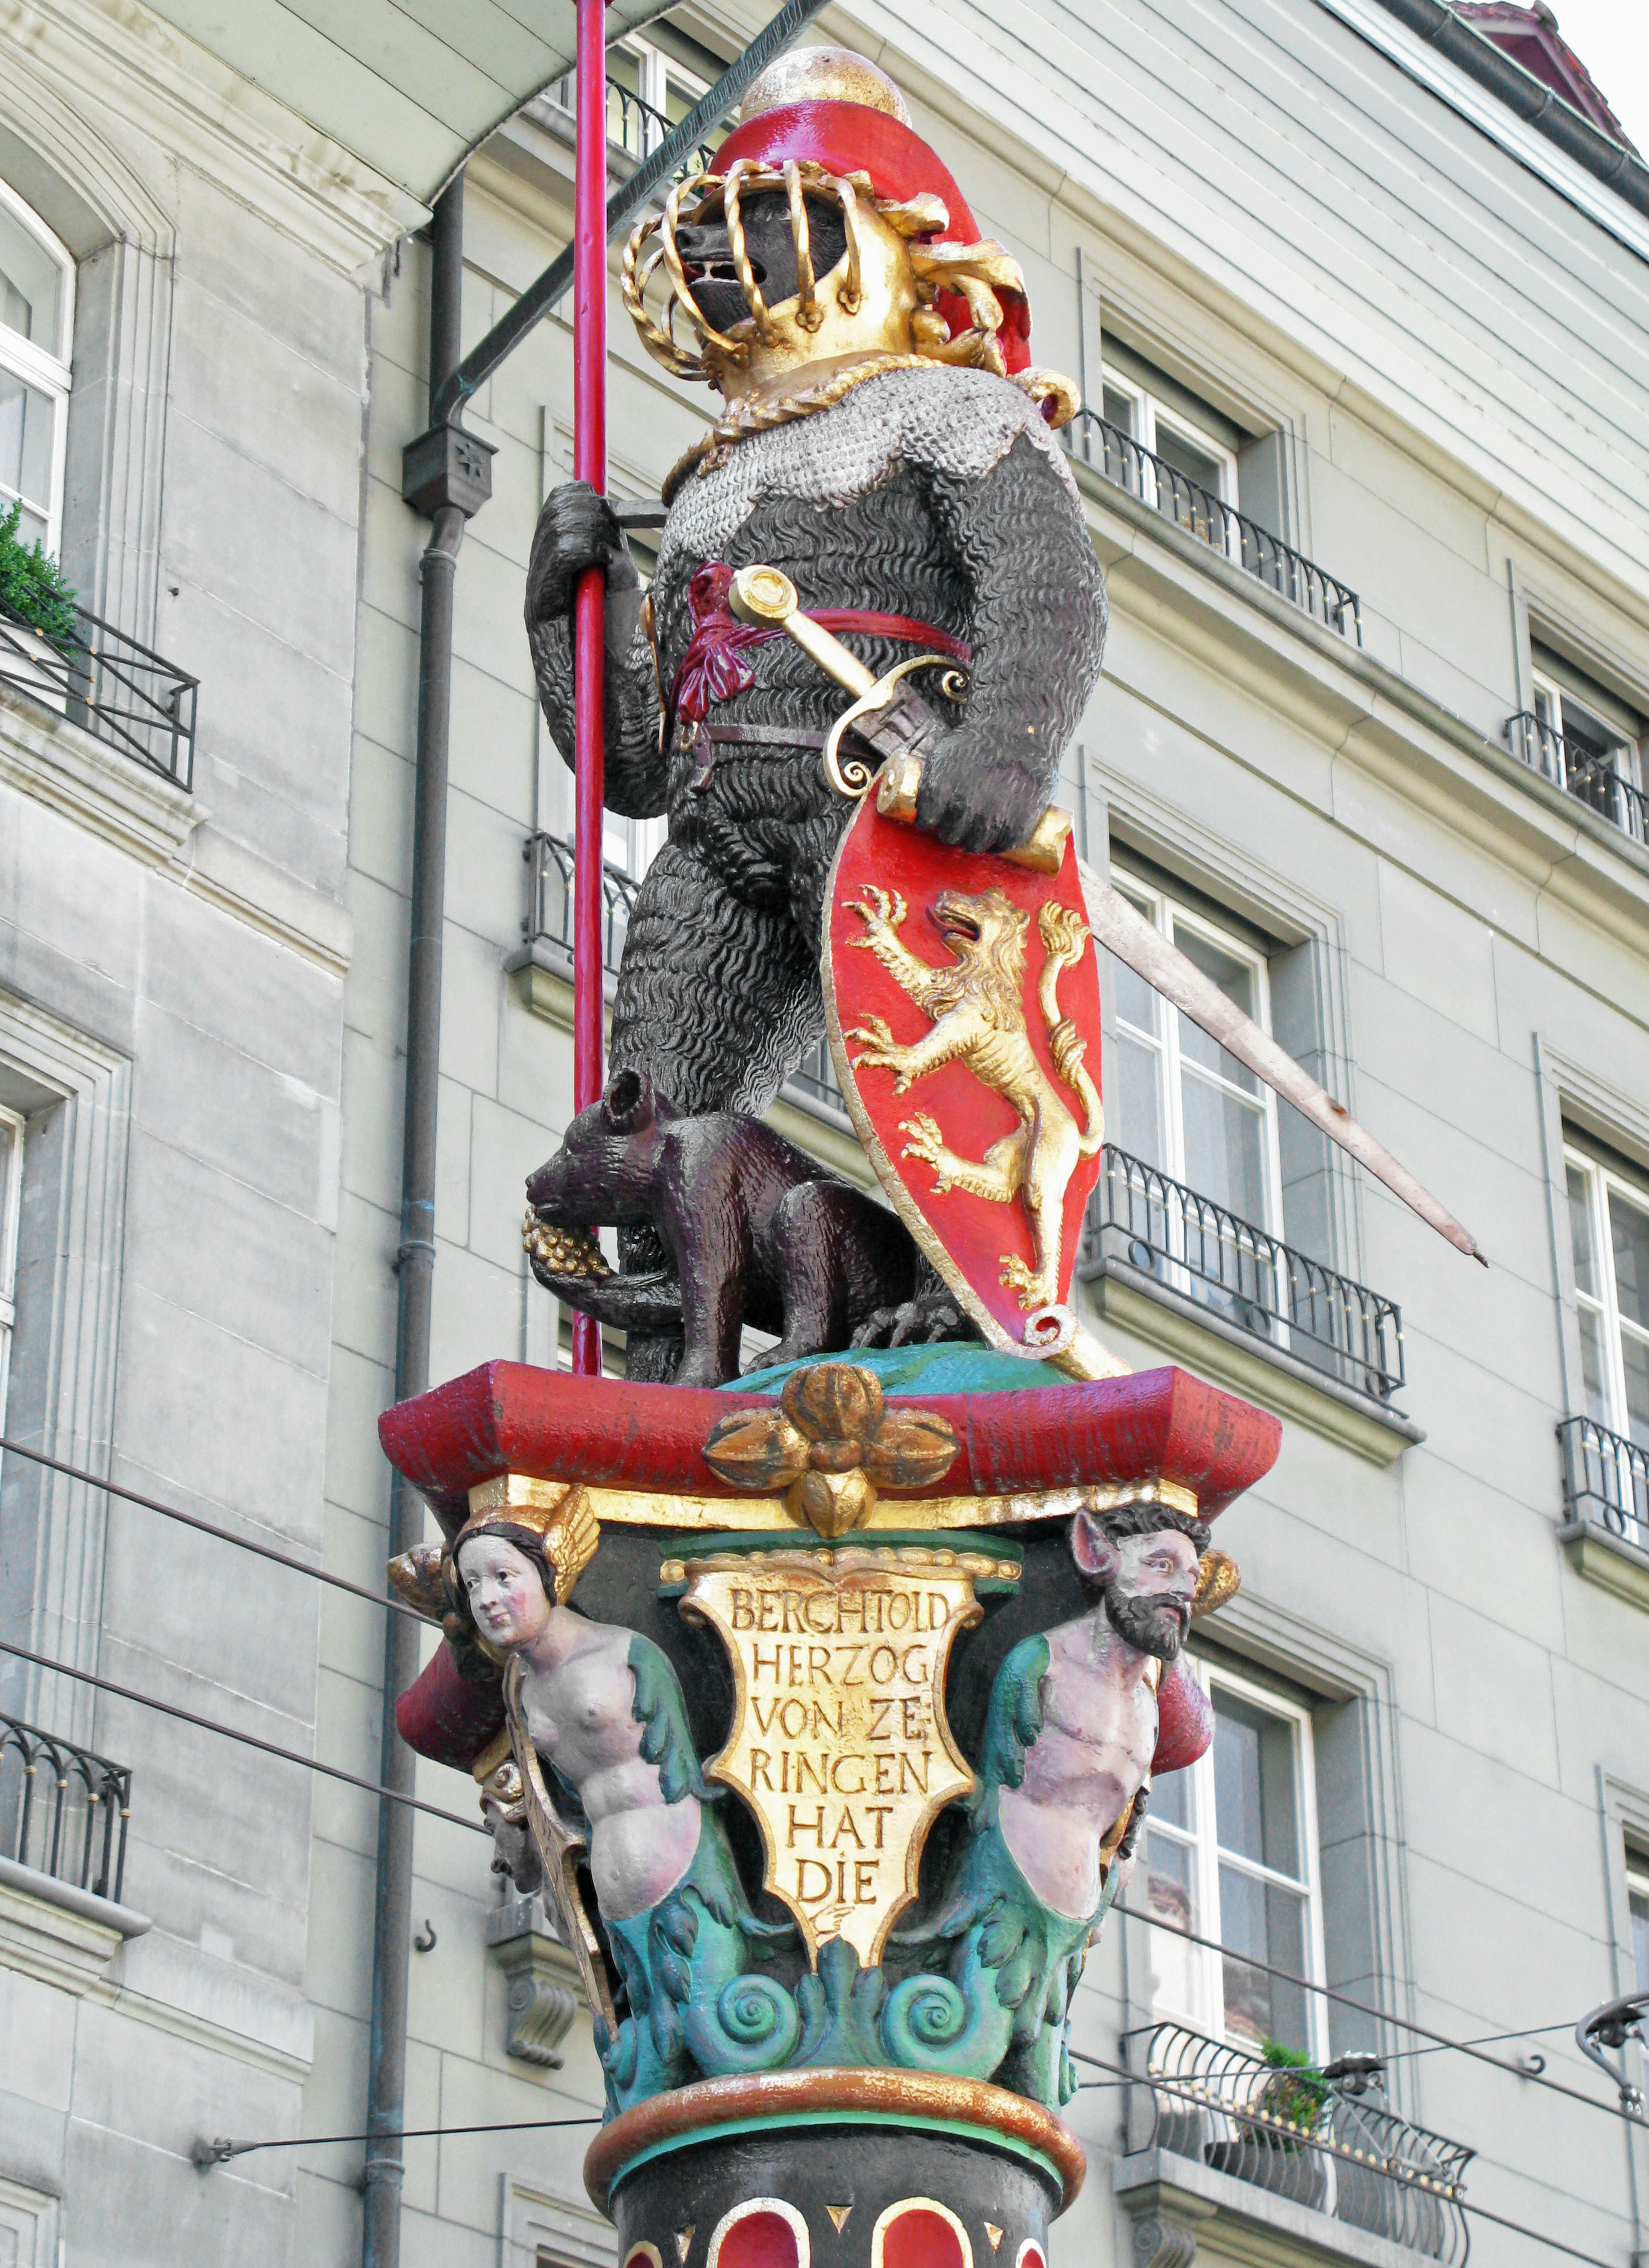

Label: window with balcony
[1084,870,1406,1410]
[1099,364,1238,543]
[1107,873,1281,1231]
[1559,1137,1649,1557]
[0,179,72,556]
[1142,1654,1326,2058]
[1063,341,1360,639]
[1507,648,1648,846]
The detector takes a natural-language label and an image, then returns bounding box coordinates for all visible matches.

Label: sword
[729,564,1487,1266]
[502,1658,618,2032]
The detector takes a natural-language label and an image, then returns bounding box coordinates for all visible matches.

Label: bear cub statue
[526,1071,961,1388]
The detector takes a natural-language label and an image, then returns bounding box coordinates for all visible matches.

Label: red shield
[822,797,1105,1353]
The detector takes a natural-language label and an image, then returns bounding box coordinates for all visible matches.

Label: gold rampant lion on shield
[843,884,1103,1312]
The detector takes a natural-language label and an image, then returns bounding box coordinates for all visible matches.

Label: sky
[1540,1,1649,154]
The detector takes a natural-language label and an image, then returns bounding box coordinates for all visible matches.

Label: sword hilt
[729,565,1072,876]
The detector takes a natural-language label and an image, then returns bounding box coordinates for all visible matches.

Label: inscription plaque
[676,1544,1010,1963]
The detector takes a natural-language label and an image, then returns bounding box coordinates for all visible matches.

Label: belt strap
[670,560,969,732]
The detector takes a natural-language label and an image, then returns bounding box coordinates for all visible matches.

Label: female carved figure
[446,1495,797,2110]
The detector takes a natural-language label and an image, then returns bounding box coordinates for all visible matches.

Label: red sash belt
[670,560,970,729]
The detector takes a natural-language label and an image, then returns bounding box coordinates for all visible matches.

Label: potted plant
[0,501,82,714]
[1205,2037,1331,2210]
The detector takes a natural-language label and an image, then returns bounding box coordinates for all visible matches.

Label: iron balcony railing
[546,73,718,182]
[1079,1144,1405,1402]
[1558,1413,1649,1553]
[525,831,847,1112]
[0,1711,131,1903]
[1505,711,1649,847]
[526,828,644,981]
[1063,408,1362,643]
[0,590,198,787]
[1126,2021,1473,2263]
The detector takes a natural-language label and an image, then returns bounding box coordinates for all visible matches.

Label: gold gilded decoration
[984,2228,1004,2254]
[872,750,1072,875]
[388,1540,447,1619]
[522,1209,609,1279]
[1190,1547,1242,1620]
[827,2207,854,2234]
[470,1726,515,1785]
[660,353,1077,503]
[681,1545,989,1964]
[456,1475,602,1604]
[843,884,1103,1315]
[674,2231,695,2265]
[703,1362,959,1539]
[432,1470,1200,1556]
[624,161,1060,424]
[736,47,913,126]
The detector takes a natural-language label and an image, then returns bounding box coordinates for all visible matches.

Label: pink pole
[571,0,608,1379]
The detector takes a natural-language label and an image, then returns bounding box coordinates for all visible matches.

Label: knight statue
[524,48,1103,1375]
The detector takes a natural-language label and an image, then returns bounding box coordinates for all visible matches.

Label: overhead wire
[198,2113,602,2164]
[2,1437,1634,2133]
[1067,2043,1622,2268]
[1110,1899,1640,2128]
[0,1637,488,1840]
[0,1434,428,1623]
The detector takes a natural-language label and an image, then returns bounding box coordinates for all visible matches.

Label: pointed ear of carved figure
[602,1068,656,1135]
[1071,1506,1120,1585]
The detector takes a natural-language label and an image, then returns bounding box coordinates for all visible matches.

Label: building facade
[1,1,1647,2265]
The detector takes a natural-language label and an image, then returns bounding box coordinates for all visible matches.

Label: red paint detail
[571,0,608,1377]
[828,799,1102,1342]
[714,2212,800,2268]
[377,1361,1280,1541]
[709,100,1031,372]
[1017,2249,1046,2268]
[1152,1661,1214,1776]
[879,2207,965,2268]
[394,1639,505,1769]
[672,560,969,727]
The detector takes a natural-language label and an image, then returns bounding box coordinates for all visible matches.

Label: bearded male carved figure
[525,52,1104,1372]
[885,1500,1223,2109]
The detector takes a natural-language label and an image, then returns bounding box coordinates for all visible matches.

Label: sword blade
[1077,859,1487,1266]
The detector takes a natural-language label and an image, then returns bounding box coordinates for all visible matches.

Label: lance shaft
[572,0,609,1377]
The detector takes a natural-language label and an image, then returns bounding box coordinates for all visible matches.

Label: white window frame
[1532,666,1643,795]
[1144,1654,1329,2061]
[0,1102,24,1432]
[0,175,74,557]
[1099,364,1238,551]
[1566,1141,1649,1445]
[1109,871,1285,1237]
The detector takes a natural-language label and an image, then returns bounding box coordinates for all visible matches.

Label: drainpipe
[362,173,481,2268]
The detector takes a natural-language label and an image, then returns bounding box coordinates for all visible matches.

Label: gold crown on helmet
[622,158,1050,402]
[447,1481,602,1608]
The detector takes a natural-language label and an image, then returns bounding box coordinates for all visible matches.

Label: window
[1143,1657,1326,2057]
[1098,365,1237,551]
[1528,650,1647,838]
[1108,872,1282,1232]
[0,179,73,554]
[1628,1857,1649,1995]
[0,1105,22,1431]
[1566,1141,1649,1451]
[607,35,708,157]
